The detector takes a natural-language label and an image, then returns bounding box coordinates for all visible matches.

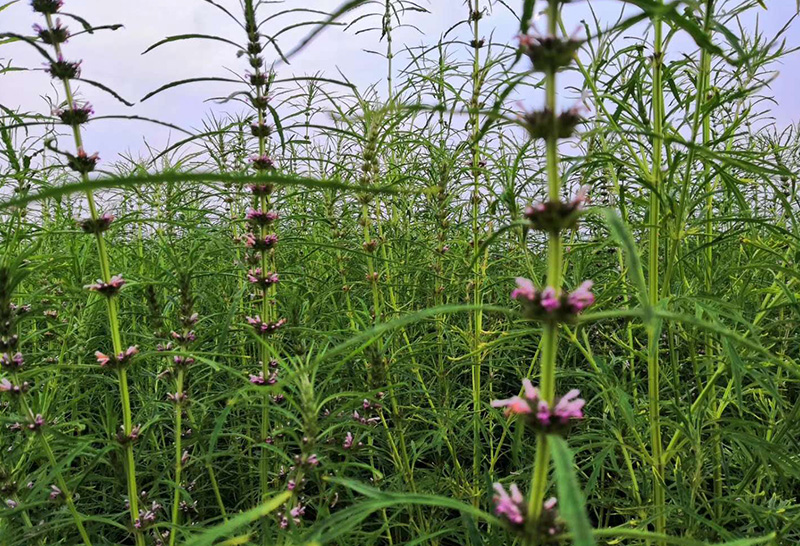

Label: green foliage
[0,0,798,544]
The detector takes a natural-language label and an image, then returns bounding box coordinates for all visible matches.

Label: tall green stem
[528,0,562,530]
[469,0,485,503]
[648,4,666,540]
[43,14,142,544]
[169,368,185,546]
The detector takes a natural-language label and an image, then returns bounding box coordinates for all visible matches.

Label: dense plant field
[1,0,799,544]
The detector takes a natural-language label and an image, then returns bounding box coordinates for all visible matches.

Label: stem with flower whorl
[39,9,143,543]
[526,0,562,529]
[240,2,280,536]
[11,371,92,545]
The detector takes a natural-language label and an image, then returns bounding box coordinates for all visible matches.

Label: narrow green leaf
[185,491,291,546]
[550,437,596,546]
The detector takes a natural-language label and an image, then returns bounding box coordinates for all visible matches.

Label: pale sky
[1,1,798,164]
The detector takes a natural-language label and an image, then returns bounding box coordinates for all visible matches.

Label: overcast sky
[1,1,798,164]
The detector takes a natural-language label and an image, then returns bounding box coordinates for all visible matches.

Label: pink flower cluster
[491,379,584,433]
[134,501,162,529]
[511,278,594,321]
[492,483,562,536]
[249,369,278,386]
[492,482,526,526]
[1,352,24,369]
[246,268,279,288]
[95,346,138,368]
[0,377,29,395]
[85,275,125,296]
[246,209,278,226]
[244,233,278,251]
[246,315,287,335]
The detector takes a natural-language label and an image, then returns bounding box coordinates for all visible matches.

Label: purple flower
[249,183,274,196]
[1,352,24,369]
[251,122,271,138]
[492,379,584,432]
[46,55,81,80]
[250,154,275,171]
[171,330,196,344]
[78,213,113,234]
[6,499,17,509]
[540,287,560,312]
[0,377,29,395]
[31,0,63,15]
[250,369,278,385]
[247,71,268,87]
[173,355,195,367]
[67,147,99,173]
[244,233,278,251]
[246,315,287,335]
[95,346,138,368]
[34,18,69,44]
[85,275,125,296]
[491,378,537,415]
[246,268,279,288]
[343,432,354,449]
[49,485,62,500]
[28,414,45,431]
[567,281,595,312]
[511,277,536,302]
[492,482,525,526]
[246,209,279,226]
[553,389,585,423]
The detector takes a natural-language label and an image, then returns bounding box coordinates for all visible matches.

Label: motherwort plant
[491,0,594,541]
[30,1,143,542]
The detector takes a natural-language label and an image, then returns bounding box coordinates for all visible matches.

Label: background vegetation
[1,0,799,544]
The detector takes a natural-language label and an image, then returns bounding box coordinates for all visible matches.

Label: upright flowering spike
[492,482,526,526]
